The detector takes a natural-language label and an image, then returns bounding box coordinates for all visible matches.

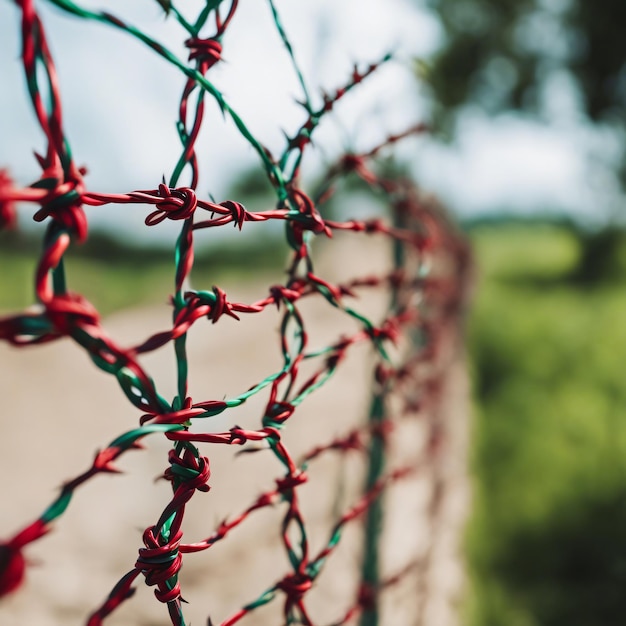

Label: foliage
[426,0,626,129]
[467,224,626,626]
[570,228,626,285]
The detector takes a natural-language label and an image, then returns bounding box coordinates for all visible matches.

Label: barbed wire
[0,1,471,625]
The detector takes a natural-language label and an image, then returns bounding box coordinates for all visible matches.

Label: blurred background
[425,2,626,625]
[2,1,626,625]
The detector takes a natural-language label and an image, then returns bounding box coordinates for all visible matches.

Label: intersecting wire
[0,1,471,625]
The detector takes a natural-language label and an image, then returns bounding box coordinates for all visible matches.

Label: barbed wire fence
[0,1,472,624]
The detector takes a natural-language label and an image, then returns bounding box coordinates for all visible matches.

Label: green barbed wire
[0,1,471,625]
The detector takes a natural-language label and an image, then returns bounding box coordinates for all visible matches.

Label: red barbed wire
[0,1,471,625]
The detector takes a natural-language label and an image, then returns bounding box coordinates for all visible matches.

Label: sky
[0,0,612,242]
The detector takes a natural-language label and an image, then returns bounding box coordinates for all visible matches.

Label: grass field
[0,252,174,316]
[467,224,626,626]
[0,232,286,316]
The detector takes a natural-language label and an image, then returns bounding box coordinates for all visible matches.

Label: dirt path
[0,237,470,626]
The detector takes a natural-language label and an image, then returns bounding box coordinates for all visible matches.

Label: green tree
[425,0,626,277]
[427,0,626,130]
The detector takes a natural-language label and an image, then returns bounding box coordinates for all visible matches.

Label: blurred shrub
[570,228,626,286]
[467,223,626,626]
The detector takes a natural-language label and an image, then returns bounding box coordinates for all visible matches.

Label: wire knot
[369,318,401,345]
[220,199,247,230]
[145,184,197,225]
[370,420,394,442]
[207,286,240,323]
[45,293,100,335]
[32,176,87,241]
[136,526,183,604]
[357,582,376,610]
[340,154,378,184]
[269,283,304,307]
[277,572,313,601]
[164,450,211,493]
[185,37,222,70]
[288,188,330,237]
[364,218,385,234]
[265,401,295,424]
[275,470,307,493]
